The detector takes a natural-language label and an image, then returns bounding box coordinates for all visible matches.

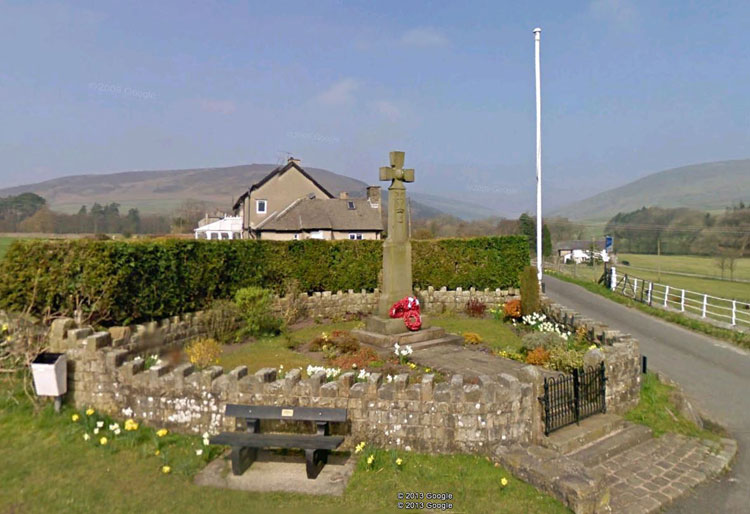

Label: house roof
[554,239,607,251]
[232,161,334,210]
[256,197,383,232]
[194,216,243,233]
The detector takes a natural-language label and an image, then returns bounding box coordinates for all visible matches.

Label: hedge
[0,236,528,325]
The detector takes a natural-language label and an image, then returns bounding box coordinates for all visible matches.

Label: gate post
[573,369,581,425]
[610,267,617,291]
[600,361,607,413]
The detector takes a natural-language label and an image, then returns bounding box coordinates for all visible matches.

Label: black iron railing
[539,362,606,436]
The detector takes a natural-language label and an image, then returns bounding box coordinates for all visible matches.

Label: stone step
[540,413,627,454]
[352,326,447,348]
[566,423,653,466]
[409,335,463,350]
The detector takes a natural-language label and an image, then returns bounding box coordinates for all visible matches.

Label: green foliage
[234,287,282,337]
[0,236,528,326]
[521,332,566,352]
[542,224,552,257]
[546,346,585,373]
[518,213,535,251]
[0,192,46,231]
[519,266,540,316]
[201,300,241,344]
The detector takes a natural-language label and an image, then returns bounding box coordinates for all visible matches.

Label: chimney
[339,191,348,199]
[366,186,381,207]
[287,156,301,165]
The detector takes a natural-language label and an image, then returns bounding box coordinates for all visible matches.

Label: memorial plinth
[352,151,461,350]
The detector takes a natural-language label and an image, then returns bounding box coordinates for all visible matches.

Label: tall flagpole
[534,27,543,284]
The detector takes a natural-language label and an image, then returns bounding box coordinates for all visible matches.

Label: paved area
[194,450,355,496]
[588,433,736,513]
[545,276,750,513]
[411,343,559,379]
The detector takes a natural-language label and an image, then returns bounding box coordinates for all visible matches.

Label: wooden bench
[210,404,347,479]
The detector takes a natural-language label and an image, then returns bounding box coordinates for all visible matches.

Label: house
[554,239,607,263]
[228,157,383,240]
[193,215,243,240]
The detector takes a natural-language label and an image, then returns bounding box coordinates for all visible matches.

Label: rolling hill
[0,163,472,220]
[552,159,750,221]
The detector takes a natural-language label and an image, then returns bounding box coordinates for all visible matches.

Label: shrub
[525,347,550,366]
[185,338,221,369]
[278,278,307,325]
[234,287,282,337]
[547,346,585,373]
[521,332,566,352]
[0,236,528,326]
[309,330,360,359]
[201,300,241,344]
[465,298,487,318]
[503,299,522,319]
[462,332,483,344]
[520,266,540,316]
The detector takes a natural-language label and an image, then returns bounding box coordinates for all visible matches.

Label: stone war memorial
[353,150,463,349]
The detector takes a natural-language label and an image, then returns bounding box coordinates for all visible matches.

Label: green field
[553,256,750,304]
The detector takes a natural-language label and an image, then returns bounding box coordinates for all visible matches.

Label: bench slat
[225,404,347,422]
[211,432,344,450]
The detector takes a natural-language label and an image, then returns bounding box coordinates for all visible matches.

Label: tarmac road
[544,275,750,514]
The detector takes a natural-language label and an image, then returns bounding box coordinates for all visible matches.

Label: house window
[293,233,300,240]
[310,231,325,240]
[256,200,267,214]
[347,201,356,210]
[348,233,363,240]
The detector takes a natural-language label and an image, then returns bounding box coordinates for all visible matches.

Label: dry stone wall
[272,286,519,319]
[48,316,535,453]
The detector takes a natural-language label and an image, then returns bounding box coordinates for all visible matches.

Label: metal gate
[539,362,607,436]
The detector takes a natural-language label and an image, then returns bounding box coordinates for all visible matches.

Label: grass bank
[547,271,750,350]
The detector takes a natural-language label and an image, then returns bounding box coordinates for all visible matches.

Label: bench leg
[305,449,328,479]
[230,446,257,476]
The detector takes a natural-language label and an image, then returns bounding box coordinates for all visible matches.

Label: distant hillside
[552,159,750,221]
[0,164,452,220]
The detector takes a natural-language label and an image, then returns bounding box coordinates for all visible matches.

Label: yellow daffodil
[71,414,80,422]
[99,437,108,446]
[161,465,171,474]
[85,408,95,416]
[1,323,8,332]
[354,442,366,454]
[155,450,160,456]
[396,458,403,466]
[589,344,597,350]
[366,454,374,465]
[156,428,168,437]
[124,419,139,431]
[501,477,508,487]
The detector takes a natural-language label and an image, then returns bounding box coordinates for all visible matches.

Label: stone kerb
[51,319,536,453]
[541,296,641,414]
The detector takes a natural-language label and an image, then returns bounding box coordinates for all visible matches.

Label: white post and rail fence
[607,266,749,330]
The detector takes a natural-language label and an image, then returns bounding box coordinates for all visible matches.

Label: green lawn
[0,377,570,514]
[619,253,750,282]
[218,317,524,374]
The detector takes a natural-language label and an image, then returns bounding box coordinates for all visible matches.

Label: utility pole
[534,27,543,285]
[657,237,661,281]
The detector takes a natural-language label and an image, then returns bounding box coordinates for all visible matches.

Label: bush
[503,299,522,319]
[0,236,528,326]
[234,287,282,337]
[462,332,483,344]
[201,300,241,344]
[185,338,222,370]
[521,332,566,352]
[278,278,307,325]
[309,330,360,359]
[525,347,550,366]
[330,348,378,370]
[465,298,487,318]
[520,266,540,316]
[547,346,585,373]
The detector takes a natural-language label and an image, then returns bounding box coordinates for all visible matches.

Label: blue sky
[1,0,749,213]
